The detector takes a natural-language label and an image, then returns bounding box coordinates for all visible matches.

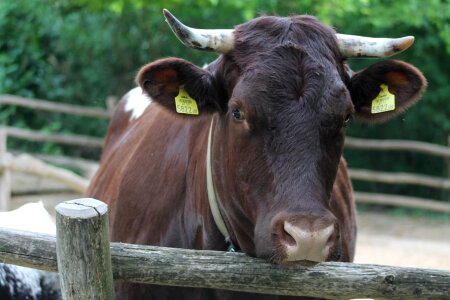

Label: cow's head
[136,10,426,263]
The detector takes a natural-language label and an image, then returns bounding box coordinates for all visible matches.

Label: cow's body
[89,90,355,299]
[87,12,426,300]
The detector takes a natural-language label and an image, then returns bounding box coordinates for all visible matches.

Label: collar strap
[206,118,237,252]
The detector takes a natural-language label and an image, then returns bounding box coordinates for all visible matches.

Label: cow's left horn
[163,9,234,53]
[337,34,415,58]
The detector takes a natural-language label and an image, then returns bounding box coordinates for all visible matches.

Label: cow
[87,9,426,300]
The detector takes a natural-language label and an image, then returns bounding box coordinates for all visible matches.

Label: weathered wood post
[0,127,10,211]
[447,135,450,201]
[106,96,117,116]
[56,198,115,300]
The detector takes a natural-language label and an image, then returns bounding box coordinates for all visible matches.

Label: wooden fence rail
[24,152,99,177]
[1,198,450,299]
[345,136,450,158]
[0,153,89,194]
[3,126,104,148]
[0,230,449,299]
[349,168,450,190]
[354,192,450,213]
[0,94,112,119]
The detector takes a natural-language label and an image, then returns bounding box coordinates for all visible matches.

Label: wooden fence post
[448,135,450,201]
[106,96,117,116]
[0,127,10,211]
[56,198,115,300]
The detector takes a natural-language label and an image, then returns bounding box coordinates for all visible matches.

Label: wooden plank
[349,168,450,190]
[447,135,450,201]
[106,96,118,115]
[28,153,98,170]
[5,126,104,148]
[354,191,450,213]
[0,228,57,271]
[10,152,99,179]
[11,172,76,195]
[1,153,88,194]
[345,137,450,158]
[1,227,449,299]
[0,94,111,119]
[56,199,115,300]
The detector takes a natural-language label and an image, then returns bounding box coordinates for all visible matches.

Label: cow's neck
[206,117,238,252]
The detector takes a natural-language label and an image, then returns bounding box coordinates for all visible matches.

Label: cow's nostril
[281,225,297,246]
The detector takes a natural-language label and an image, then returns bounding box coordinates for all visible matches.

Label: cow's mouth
[268,247,342,265]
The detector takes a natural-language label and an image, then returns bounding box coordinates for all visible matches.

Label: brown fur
[87,14,426,300]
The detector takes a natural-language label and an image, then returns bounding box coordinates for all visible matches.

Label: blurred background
[0,0,449,212]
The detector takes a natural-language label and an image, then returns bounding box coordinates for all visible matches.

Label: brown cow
[87,10,426,300]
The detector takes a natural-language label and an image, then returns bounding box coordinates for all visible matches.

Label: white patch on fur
[0,201,56,235]
[124,87,152,121]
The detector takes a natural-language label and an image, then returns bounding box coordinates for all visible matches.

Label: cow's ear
[347,60,427,123]
[136,58,222,114]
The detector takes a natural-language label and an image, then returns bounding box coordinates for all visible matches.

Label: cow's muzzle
[272,212,340,263]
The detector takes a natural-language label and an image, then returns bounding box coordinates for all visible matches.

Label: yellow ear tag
[175,86,199,115]
[371,84,395,114]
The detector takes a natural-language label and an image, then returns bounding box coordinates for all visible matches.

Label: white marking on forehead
[124,87,152,121]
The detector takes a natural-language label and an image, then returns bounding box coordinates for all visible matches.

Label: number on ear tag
[371,84,395,114]
[175,86,199,115]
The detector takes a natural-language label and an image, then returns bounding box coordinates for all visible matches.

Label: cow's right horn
[163,9,234,54]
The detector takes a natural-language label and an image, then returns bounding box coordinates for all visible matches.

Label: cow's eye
[344,114,351,126]
[231,108,244,121]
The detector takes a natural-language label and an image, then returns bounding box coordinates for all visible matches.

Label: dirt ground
[355,211,450,270]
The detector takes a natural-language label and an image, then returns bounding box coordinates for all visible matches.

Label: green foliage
[1,0,449,200]
[0,1,61,98]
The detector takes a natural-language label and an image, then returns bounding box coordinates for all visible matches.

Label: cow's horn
[163,9,234,53]
[337,34,415,58]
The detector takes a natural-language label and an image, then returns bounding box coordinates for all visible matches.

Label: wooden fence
[1,198,449,299]
[0,95,113,210]
[1,94,450,213]
[345,137,450,213]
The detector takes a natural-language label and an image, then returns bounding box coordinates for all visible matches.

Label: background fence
[0,94,450,213]
[0,95,113,211]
